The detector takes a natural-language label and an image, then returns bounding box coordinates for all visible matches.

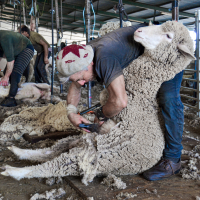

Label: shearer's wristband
[67,104,78,116]
[96,107,109,121]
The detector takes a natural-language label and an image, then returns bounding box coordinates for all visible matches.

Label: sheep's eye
[166,34,171,39]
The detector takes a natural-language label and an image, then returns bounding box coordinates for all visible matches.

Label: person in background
[18,25,51,84]
[0,30,34,107]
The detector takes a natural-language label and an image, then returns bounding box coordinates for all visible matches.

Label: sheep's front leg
[8,138,81,162]
[1,152,79,180]
[8,146,54,162]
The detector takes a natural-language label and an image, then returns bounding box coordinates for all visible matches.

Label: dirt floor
[0,82,200,200]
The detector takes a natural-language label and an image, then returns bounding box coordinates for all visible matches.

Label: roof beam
[0,16,98,35]
[0,11,100,31]
[4,3,106,25]
[106,0,195,18]
[36,0,150,23]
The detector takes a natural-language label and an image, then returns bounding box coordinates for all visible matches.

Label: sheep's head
[134,21,195,62]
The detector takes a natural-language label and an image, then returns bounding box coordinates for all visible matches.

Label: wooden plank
[65,174,200,200]
[23,129,81,144]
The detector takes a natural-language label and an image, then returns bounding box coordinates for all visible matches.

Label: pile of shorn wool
[0,102,73,141]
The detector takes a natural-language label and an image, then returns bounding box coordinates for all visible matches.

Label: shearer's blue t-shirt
[88,23,147,87]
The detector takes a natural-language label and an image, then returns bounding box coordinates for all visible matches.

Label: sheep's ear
[149,21,153,26]
[177,44,196,60]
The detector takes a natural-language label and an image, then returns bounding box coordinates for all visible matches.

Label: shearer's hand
[44,57,49,64]
[68,113,91,132]
[94,116,105,126]
[0,76,9,86]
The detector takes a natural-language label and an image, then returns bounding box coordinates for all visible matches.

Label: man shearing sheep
[56,23,184,181]
[18,25,51,84]
[0,30,34,107]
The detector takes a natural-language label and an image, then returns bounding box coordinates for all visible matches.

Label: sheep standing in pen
[0,56,54,102]
[1,21,195,185]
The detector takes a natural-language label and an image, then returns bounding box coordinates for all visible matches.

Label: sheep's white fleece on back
[0,21,195,185]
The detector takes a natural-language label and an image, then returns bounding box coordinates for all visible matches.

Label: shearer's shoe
[37,64,50,85]
[0,97,17,107]
[143,158,181,181]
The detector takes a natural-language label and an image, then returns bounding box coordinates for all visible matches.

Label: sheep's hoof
[7,146,12,151]
[1,171,9,176]
[7,146,22,157]
[0,166,30,180]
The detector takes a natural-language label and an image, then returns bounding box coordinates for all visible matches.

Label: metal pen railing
[180,10,200,116]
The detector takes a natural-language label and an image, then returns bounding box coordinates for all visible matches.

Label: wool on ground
[0,102,74,141]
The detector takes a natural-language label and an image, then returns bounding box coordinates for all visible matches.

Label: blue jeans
[158,71,184,159]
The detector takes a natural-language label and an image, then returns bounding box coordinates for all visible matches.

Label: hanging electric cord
[90,1,95,38]
[23,0,29,8]
[83,7,86,33]
[10,0,17,7]
[117,0,128,28]
[83,0,96,38]
[29,0,34,16]
[36,0,46,17]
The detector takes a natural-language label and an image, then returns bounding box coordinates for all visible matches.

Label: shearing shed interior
[0,0,200,199]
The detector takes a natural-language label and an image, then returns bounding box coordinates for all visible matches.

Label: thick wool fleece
[99,21,132,36]
[2,21,195,185]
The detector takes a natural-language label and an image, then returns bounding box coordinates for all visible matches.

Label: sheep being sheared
[1,21,195,185]
[15,83,52,102]
[0,55,52,82]
[0,82,60,102]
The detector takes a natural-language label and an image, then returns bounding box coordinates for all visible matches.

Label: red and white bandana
[56,44,94,78]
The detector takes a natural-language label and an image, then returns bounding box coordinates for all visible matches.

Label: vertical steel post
[0,5,0,27]
[22,1,26,25]
[55,0,60,48]
[17,4,18,28]
[196,10,200,116]
[13,3,15,31]
[19,0,22,33]
[119,0,123,28]
[60,0,63,38]
[85,0,90,44]
[172,0,179,21]
[51,0,54,102]
[59,0,63,93]
[85,0,92,108]
[34,0,38,33]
